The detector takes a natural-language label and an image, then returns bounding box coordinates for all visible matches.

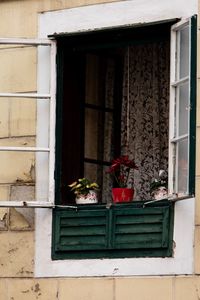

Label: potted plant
[68,178,99,204]
[107,155,138,203]
[150,170,168,200]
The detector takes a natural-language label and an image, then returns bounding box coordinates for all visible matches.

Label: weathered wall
[0,0,199,299]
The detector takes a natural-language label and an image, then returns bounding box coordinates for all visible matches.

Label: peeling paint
[21,289,30,294]
[0,210,7,221]
[9,208,31,230]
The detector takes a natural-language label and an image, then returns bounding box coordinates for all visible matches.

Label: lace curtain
[121,41,170,200]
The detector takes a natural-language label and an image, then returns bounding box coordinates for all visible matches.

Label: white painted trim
[35,198,195,277]
[38,0,197,37]
[35,0,197,277]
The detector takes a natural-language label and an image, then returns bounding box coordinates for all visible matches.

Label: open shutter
[0,38,56,207]
[169,16,197,197]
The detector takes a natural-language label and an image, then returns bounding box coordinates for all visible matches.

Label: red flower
[107,155,138,187]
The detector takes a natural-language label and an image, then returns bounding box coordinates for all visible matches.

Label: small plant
[68,178,99,196]
[107,155,138,188]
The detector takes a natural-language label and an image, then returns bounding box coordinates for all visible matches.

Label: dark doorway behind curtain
[121,41,170,200]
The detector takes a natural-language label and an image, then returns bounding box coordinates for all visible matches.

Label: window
[52,17,197,260]
[169,17,196,197]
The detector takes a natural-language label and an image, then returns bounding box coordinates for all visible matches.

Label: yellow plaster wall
[195,3,200,274]
[0,277,200,300]
[0,0,200,299]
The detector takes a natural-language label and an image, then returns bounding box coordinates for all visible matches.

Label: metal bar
[0,201,78,209]
[0,38,53,46]
[168,195,194,202]
[144,195,194,206]
[143,198,169,207]
[0,201,54,208]
[0,93,50,99]
[0,146,50,152]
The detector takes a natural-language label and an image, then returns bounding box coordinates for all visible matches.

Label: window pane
[177,138,188,194]
[177,82,189,136]
[84,163,112,203]
[84,108,113,161]
[179,25,189,79]
[85,54,115,109]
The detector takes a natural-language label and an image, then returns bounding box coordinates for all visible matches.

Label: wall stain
[21,289,30,294]
[8,247,18,254]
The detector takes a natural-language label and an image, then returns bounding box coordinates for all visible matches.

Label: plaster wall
[0,0,199,299]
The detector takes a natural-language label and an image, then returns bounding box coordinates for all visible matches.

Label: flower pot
[75,190,98,204]
[152,186,168,200]
[112,188,134,203]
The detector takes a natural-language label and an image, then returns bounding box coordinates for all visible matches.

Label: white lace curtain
[121,41,170,200]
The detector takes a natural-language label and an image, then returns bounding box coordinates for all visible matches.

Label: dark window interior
[55,23,172,205]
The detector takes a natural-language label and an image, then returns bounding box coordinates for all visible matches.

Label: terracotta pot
[112,188,134,203]
[75,190,98,204]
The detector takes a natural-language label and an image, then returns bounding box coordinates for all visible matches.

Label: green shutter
[52,201,174,259]
[54,208,109,251]
[112,206,170,249]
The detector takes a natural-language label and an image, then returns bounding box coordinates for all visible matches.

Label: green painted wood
[189,15,197,196]
[115,223,163,234]
[60,225,106,236]
[112,206,169,249]
[54,208,109,251]
[52,201,174,259]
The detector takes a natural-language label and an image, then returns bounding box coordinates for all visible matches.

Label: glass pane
[84,163,112,203]
[85,54,115,109]
[177,82,189,136]
[84,108,113,161]
[177,138,188,194]
[84,162,98,183]
[179,25,189,79]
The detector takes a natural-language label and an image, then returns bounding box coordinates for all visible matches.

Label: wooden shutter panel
[52,202,174,259]
[54,207,109,252]
[111,206,170,249]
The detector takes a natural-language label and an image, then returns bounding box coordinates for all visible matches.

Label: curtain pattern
[121,41,170,200]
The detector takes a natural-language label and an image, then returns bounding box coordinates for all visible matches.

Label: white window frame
[168,17,195,198]
[35,1,196,277]
[0,38,56,207]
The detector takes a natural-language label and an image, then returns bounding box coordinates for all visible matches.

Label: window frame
[35,1,197,276]
[168,16,197,198]
[0,38,56,208]
[52,21,176,260]
[52,18,197,260]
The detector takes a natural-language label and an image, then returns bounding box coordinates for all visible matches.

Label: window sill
[35,198,195,277]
